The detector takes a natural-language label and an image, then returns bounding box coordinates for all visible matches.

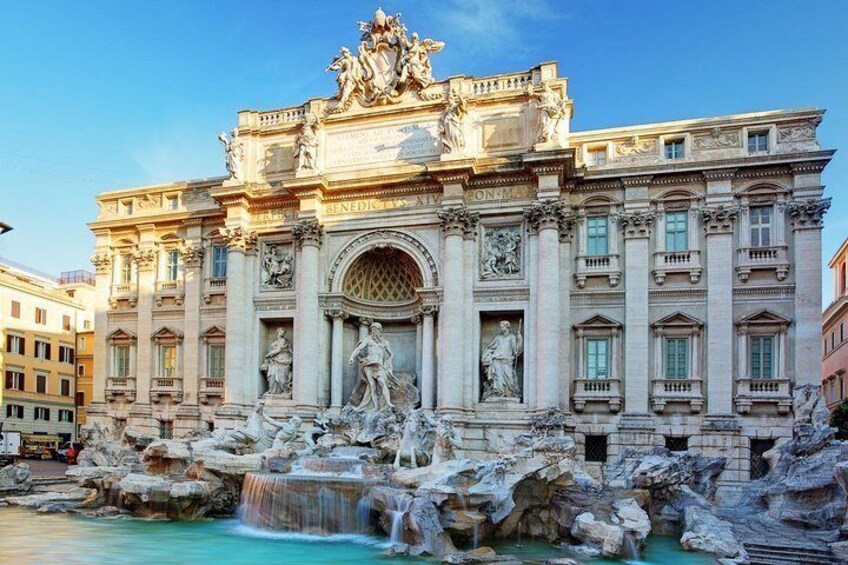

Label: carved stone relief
[480,225,522,280]
[262,243,295,290]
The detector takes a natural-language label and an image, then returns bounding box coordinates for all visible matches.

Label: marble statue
[481,320,523,401]
[218,130,244,180]
[530,82,568,143]
[261,329,293,398]
[326,8,443,111]
[394,409,424,468]
[432,416,462,465]
[481,226,521,279]
[439,90,468,154]
[348,322,397,412]
[294,113,321,171]
[264,414,302,450]
[262,244,294,288]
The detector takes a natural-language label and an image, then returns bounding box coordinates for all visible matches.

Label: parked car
[57,442,84,464]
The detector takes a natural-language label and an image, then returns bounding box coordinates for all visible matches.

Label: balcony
[572,378,622,412]
[575,254,621,288]
[151,377,184,403]
[105,376,136,402]
[652,250,702,284]
[109,283,137,308]
[736,246,789,283]
[155,280,184,307]
[735,378,792,414]
[650,378,704,413]
[203,277,227,305]
[199,377,225,405]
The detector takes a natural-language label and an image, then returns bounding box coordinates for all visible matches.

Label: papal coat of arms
[326,7,445,113]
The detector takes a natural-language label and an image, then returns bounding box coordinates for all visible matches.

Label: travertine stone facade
[88,10,833,484]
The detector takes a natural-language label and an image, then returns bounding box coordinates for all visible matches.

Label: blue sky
[1,0,846,301]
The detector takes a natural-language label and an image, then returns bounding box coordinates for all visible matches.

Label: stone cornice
[620,175,653,188]
[790,161,828,175]
[426,159,477,187]
[702,168,737,181]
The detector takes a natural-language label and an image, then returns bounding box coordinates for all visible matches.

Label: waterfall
[622,530,641,562]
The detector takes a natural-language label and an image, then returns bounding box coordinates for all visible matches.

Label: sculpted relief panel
[481,225,523,280]
[262,243,295,290]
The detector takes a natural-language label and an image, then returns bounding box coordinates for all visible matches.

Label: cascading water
[622,530,642,562]
[239,457,384,536]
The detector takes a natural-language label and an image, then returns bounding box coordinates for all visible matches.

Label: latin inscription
[323,185,535,216]
[326,122,440,168]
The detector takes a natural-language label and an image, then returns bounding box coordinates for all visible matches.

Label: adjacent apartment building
[823,238,848,410]
[75,325,95,435]
[0,261,95,443]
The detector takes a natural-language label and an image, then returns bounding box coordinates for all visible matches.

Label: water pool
[0,507,716,564]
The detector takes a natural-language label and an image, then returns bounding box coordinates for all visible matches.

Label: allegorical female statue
[218,129,244,180]
[261,328,293,398]
[293,113,321,171]
[481,320,523,401]
[439,90,468,154]
[348,322,396,412]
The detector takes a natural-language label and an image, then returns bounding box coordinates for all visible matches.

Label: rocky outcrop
[568,497,650,558]
[4,487,97,511]
[118,472,233,519]
[441,547,520,564]
[680,506,748,562]
[0,463,31,494]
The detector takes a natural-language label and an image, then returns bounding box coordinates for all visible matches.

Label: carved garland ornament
[438,205,480,238]
[292,219,323,249]
[787,197,831,229]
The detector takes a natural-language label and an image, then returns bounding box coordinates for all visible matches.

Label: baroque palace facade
[88,10,833,483]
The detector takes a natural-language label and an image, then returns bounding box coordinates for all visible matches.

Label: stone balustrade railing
[257,106,306,128]
[572,378,622,413]
[471,72,532,96]
[650,378,704,413]
[735,378,792,414]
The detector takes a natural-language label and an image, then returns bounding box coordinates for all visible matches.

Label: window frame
[585,337,610,380]
[586,216,609,256]
[10,300,20,319]
[664,337,690,380]
[749,205,773,248]
[208,344,225,379]
[5,370,25,391]
[113,344,131,377]
[748,130,770,154]
[749,335,776,380]
[36,373,48,394]
[664,139,685,160]
[664,210,689,252]
[211,245,228,279]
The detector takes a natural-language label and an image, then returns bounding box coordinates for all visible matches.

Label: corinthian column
[133,246,157,422]
[326,308,348,409]
[293,218,323,409]
[788,196,831,386]
[437,205,478,413]
[419,304,438,411]
[89,250,112,415]
[525,199,567,409]
[219,226,257,410]
[178,238,203,419]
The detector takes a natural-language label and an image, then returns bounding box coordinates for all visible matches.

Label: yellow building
[0,260,95,443]
[75,327,94,433]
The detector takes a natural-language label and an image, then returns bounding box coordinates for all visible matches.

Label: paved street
[21,459,68,478]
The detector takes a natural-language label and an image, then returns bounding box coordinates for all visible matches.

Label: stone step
[744,542,842,565]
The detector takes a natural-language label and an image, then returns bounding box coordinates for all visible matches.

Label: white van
[0,429,22,467]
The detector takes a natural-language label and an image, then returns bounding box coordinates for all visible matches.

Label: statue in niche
[218,129,244,180]
[293,113,321,171]
[348,322,397,412]
[439,90,468,154]
[261,329,293,398]
[431,416,462,465]
[529,81,568,143]
[481,226,522,279]
[481,320,523,401]
[262,244,294,289]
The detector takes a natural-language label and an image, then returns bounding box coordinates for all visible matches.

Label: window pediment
[151,326,184,342]
[574,314,622,330]
[652,312,703,329]
[200,325,226,342]
[107,328,137,343]
[736,309,791,333]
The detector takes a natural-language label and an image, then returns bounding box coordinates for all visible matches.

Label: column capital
[179,244,204,268]
[219,226,258,253]
[702,205,739,235]
[788,197,831,231]
[359,316,374,327]
[133,248,157,271]
[410,313,422,325]
[325,308,349,321]
[524,199,575,238]
[90,253,112,275]
[438,205,479,238]
[292,218,323,249]
[419,304,439,317]
[618,210,655,238]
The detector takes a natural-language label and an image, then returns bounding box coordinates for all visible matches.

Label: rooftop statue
[327,8,444,112]
[218,129,244,180]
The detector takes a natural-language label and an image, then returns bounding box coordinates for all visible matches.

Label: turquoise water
[0,507,716,565]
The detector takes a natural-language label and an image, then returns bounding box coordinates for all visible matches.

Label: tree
[830,399,848,440]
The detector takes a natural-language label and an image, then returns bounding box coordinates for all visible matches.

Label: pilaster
[178,219,204,424]
[292,218,324,410]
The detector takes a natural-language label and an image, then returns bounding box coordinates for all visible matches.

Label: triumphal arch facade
[89,9,834,483]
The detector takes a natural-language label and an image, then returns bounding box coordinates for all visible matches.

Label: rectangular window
[6,335,25,355]
[63,315,71,331]
[35,340,51,360]
[166,195,179,210]
[832,332,836,349]
[6,404,24,419]
[35,307,47,325]
[665,436,689,452]
[586,338,609,380]
[750,336,775,379]
[160,345,177,378]
[60,379,71,396]
[78,336,86,350]
[665,337,689,379]
[120,253,133,284]
[585,435,608,463]
[11,300,20,318]
[748,131,769,153]
[59,346,74,364]
[664,139,685,159]
[586,216,609,256]
[665,210,689,252]
[113,345,130,377]
[36,374,47,394]
[841,322,845,343]
[34,407,50,421]
[5,371,24,391]
[122,200,133,215]
[208,344,225,378]
[212,245,228,279]
[165,250,180,281]
[750,206,772,248]
[58,409,74,423]
[586,147,607,166]
[76,391,85,407]
[78,364,85,376]
[84,320,91,330]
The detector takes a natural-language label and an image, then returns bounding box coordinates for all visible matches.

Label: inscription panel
[326,121,440,168]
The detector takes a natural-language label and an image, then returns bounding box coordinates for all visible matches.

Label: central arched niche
[340,246,425,403]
